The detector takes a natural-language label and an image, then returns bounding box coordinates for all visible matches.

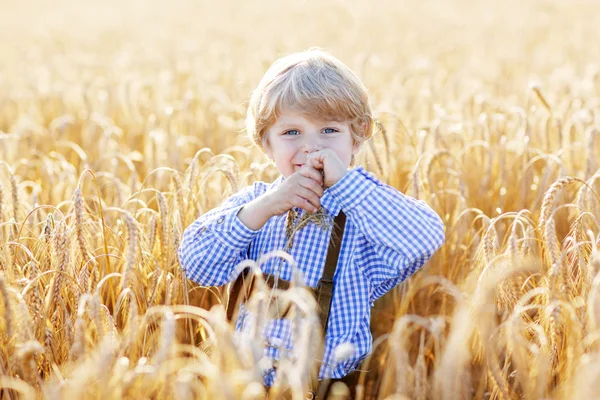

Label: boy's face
[264,108,360,178]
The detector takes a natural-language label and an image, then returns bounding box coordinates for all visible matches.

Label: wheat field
[1,0,600,398]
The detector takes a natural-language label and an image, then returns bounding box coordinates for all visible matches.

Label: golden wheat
[1,0,600,399]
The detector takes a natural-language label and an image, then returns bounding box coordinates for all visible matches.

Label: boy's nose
[302,136,322,153]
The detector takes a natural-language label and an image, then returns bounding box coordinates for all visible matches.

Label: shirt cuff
[208,205,261,250]
[326,166,379,211]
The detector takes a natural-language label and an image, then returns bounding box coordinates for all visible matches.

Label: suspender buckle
[317,278,334,290]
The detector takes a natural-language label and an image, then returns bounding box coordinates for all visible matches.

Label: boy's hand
[306,149,348,188]
[265,164,325,215]
[238,164,324,230]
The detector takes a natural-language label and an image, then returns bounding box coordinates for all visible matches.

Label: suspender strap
[226,211,347,336]
[226,268,293,321]
[315,211,346,334]
[226,267,251,321]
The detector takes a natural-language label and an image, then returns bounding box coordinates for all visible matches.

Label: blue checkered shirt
[178,166,445,386]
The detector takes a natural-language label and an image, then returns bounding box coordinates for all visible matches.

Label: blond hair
[246,49,373,151]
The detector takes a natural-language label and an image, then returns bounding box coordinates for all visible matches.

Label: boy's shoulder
[347,165,380,184]
[334,165,435,211]
[330,165,384,193]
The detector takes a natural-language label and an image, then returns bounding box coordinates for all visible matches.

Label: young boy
[178,49,445,396]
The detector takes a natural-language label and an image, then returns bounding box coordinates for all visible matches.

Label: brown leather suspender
[314,210,346,332]
[226,211,347,336]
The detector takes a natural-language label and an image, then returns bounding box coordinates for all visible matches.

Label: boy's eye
[322,128,338,134]
[283,130,300,136]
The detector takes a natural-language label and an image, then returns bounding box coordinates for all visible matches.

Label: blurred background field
[1,0,600,398]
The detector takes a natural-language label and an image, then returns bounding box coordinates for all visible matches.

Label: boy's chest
[247,215,355,288]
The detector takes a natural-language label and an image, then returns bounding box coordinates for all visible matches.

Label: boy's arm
[327,167,445,303]
[179,165,325,287]
[177,182,269,287]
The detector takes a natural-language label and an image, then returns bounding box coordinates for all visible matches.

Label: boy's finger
[307,156,324,169]
[294,190,320,212]
[302,158,322,171]
[296,200,317,214]
[298,165,323,185]
[296,186,321,207]
[299,176,324,197]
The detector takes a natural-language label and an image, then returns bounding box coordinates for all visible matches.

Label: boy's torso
[235,193,373,382]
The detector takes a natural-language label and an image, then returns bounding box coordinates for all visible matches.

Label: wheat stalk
[70,294,91,360]
[153,308,175,365]
[530,83,553,115]
[172,173,184,221]
[413,333,428,400]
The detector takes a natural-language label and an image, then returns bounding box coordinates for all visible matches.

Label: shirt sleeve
[327,166,445,304]
[177,182,267,287]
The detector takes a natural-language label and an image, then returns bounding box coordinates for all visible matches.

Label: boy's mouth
[294,164,304,168]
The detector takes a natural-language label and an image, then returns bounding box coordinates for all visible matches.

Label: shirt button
[217,216,225,224]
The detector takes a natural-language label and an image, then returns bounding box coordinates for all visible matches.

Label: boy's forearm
[237,194,274,231]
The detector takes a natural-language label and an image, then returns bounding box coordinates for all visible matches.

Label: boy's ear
[351,121,368,154]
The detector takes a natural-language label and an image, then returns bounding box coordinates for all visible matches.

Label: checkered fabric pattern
[178,166,445,386]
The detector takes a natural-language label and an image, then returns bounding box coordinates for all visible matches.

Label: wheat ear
[47,222,69,318]
[148,213,157,253]
[0,183,3,222]
[74,187,90,293]
[156,191,169,263]
[0,272,12,340]
[120,213,139,291]
[284,208,298,250]
[538,177,582,232]
[10,170,20,227]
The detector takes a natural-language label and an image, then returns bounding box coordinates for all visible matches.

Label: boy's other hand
[265,164,324,215]
[306,149,348,188]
